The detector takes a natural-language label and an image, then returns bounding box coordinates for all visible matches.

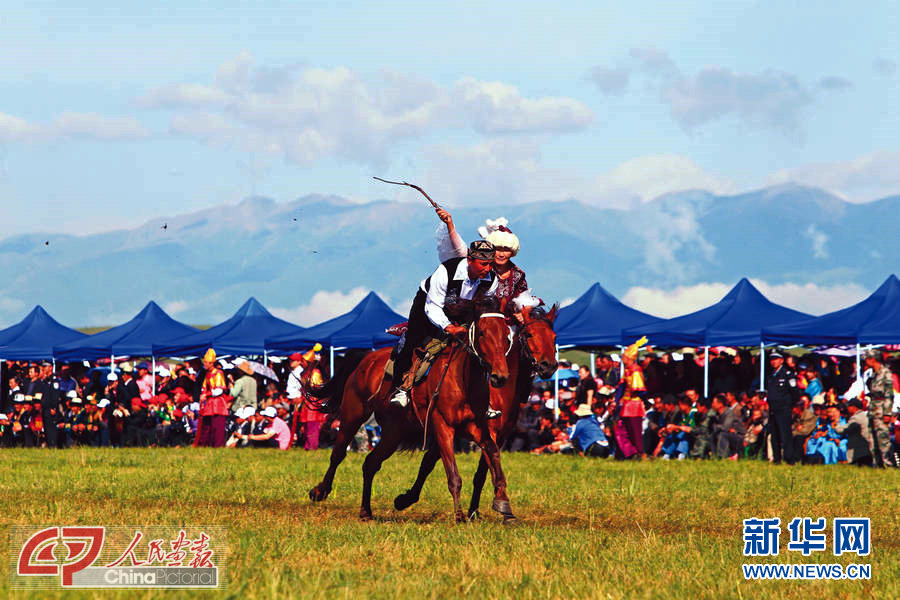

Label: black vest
[424,257,495,318]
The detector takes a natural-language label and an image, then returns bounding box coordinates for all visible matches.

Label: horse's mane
[444,296,501,325]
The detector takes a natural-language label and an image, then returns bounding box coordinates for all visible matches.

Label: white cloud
[139,54,592,166]
[51,112,150,141]
[0,112,40,141]
[623,280,870,319]
[0,110,149,143]
[163,300,189,316]
[663,67,811,132]
[624,282,730,318]
[271,287,372,326]
[594,48,816,135]
[803,224,829,259]
[768,150,900,202]
[0,296,26,324]
[419,140,733,209]
[591,154,736,205]
[453,78,592,134]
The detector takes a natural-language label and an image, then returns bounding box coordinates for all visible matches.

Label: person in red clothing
[298,346,327,450]
[194,348,230,447]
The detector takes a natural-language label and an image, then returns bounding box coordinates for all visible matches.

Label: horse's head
[468,312,512,388]
[518,304,558,379]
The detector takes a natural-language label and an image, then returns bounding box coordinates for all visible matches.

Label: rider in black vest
[390,240,500,416]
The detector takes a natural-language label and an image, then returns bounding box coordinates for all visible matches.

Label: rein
[516,315,551,373]
[467,313,513,366]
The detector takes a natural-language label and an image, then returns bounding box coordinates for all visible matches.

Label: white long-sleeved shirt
[419,259,498,331]
[286,366,304,399]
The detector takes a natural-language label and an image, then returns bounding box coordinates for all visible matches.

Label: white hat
[66,390,78,399]
[157,367,170,377]
[236,406,256,419]
[261,406,277,418]
[14,393,25,403]
[107,373,118,381]
[478,217,520,256]
[0,413,7,420]
[97,398,111,409]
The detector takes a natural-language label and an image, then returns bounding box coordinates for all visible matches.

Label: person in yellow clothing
[616,336,648,459]
[194,348,229,447]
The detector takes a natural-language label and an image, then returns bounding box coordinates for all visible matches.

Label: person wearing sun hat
[230,359,258,414]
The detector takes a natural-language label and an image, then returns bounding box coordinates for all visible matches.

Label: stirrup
[486,407,502,419]
[390,388,409,407]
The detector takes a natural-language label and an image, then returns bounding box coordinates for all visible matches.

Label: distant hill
[1,184,898,327]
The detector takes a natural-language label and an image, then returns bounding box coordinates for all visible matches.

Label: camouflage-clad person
[689,398,715,459]
[865,350,895,467]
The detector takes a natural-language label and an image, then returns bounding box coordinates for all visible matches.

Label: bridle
[516,314,553,373]
[466,313,513,370]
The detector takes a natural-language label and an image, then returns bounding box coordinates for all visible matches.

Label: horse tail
[308,349,370,414]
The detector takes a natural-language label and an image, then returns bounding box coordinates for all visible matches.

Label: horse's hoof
[454,511,467,523]
[467,510,480,522]
[491,498,513,516]
[393,491,418,511]
[359,510,374,522]
[308,485,330,502]
[502,514,518,524]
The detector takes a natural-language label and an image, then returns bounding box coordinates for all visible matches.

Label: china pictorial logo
[11,526,226,589]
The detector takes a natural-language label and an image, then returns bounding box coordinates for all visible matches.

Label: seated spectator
[226,406,256,448]
[531,423,572,454]
[659,396,694,459]
[833,399,874,466]
[744,408,767,458]
[791,396,817,458]
[242,406,291,450]
[570,403,610,457]
[805,405,848,464]
[712,393,746,459]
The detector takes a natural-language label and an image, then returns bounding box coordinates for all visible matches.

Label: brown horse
[308,310,516,521]
[393,305,558,521]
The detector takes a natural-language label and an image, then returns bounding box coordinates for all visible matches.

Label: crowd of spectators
[0,351,378,452]
[2,345,898,467]
[511,348,900,468]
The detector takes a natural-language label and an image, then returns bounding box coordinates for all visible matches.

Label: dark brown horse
[308,310,516,521]
[393,305,558,521]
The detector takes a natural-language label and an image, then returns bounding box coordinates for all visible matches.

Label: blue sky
[2,1,898,235]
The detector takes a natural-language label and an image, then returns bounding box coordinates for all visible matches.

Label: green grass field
[2,449,898,599]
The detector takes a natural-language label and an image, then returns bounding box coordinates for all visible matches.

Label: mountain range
[2,183,898,327]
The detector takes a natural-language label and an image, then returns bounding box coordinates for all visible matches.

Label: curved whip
[373,177,441,209]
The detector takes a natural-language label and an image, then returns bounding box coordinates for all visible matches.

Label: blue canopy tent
[858,276,900,345]
[266,291,405,373]
[543,282,662,417]
[0,305,87,361]
[622,279,813,396]
[153,297,305,358]
[53,301,199,361]
[554,282,662,347]
[762,274,900,377]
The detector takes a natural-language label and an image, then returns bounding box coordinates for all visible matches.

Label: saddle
[384,337,452,389]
